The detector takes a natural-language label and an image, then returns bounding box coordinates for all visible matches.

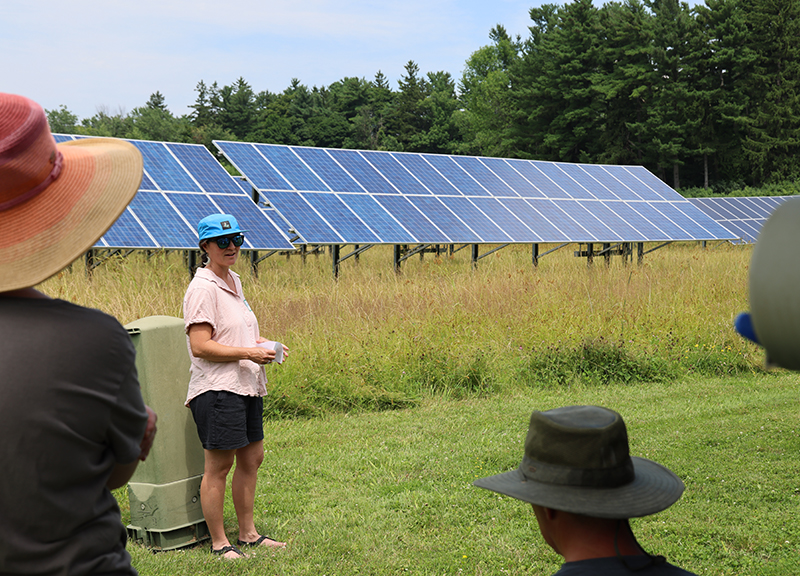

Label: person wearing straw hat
[474,405,698,575]
[183,213,288,559]
[0,93,157,575]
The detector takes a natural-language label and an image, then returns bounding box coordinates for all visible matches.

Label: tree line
[47,0,800,192]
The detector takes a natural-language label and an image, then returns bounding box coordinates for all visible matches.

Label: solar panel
[688,196,794,243]
[54,135,295,251]
[215,142,738,246]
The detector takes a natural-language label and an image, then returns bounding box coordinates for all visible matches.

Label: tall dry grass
[39,241,763,417]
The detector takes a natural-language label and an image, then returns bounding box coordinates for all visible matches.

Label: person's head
[474,406,685,544]
[197,213,246,268]
[0,93,142,292]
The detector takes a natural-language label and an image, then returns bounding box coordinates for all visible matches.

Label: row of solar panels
[54,134,786,250]
[54,135,295,250]
[214,142,737,245]
[688,196,793,244]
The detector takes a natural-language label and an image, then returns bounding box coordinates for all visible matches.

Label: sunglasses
[210,234,245,249]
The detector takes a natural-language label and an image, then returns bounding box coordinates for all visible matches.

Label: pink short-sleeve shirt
[183,267,267,405]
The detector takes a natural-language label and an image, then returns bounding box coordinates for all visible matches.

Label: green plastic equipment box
[125,316,209,551]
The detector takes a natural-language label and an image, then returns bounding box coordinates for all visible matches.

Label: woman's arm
[188,322,275,364]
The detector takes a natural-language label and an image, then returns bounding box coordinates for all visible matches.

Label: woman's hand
[189,323,275,365]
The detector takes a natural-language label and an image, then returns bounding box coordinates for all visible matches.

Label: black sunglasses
[211,234,245,249]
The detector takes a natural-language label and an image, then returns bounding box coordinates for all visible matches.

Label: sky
[5,0,703,121]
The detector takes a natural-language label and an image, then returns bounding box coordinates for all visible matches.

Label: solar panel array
[214,141,737,246]
[53,135,294,251]
[688,196,793,243]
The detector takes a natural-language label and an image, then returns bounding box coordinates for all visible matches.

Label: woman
[183,213,288,559]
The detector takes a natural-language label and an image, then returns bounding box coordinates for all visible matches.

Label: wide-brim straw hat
[474,406,685,519]
[0,93,142,292]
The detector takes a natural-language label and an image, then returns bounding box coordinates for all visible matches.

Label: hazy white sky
[4,0,703,120]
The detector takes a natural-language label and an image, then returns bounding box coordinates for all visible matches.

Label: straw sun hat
[0,93,142,292]
[474,405,685,519]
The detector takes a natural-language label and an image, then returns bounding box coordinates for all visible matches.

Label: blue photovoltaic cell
[255,145,327,192]
[302,193,381,244]
[499,198,570,242]
[554,201,622,242]
[438,196,511,242]
[423,154,490,196]
[265,191,342,244]
[292,147,364,193]
[327,149,398,195]
[600,166,656,201]
[557,164,617,201]
[436,196,508,241]
[360,150,429,195]
[339,194,416,243]
[53,134,75,143]
[168,143,242,194]
[390,153,456,195]
[127,191,198,248]
[215,141,293,191]
[575,165,640,201]
[211,193,296,250]
[627,203,689,240]
[406,196,481,243]
[671,202,734,239]
[98,208,158,248]
[527,199,593,241]
[451,156,516,197]
[624,166,684,201]
[503,160,557,198]
[603,202,671,242]
[690,199,729,220]
[579,201,647,242]
[715,198,749,219]
[165,193,219,238]
[480,158,537,198]
[533,163,594,200]
[373,195,450,243]
[468,197,539,242]
[722,221,753,243]
[140,172,158,191]
[131,141,201,193]
[736,198,771,218]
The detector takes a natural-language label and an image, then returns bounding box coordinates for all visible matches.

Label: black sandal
[237,535,286,548]
[211,544,246,558]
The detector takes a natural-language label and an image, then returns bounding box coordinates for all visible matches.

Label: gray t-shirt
[0,297,147,576]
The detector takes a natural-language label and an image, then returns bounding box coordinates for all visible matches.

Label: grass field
[43,241,765,418]
[118,374,800,576]
[39,241,799,574]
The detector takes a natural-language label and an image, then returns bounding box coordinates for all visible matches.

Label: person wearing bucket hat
[474,406,697,575]
[183,213,289,559]
[0,93,157,575]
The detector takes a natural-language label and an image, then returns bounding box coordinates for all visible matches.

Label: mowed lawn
[123,372,800,576]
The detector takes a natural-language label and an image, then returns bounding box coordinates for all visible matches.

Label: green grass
[121,373,800,575]
[41,241,799,574]
[42,242,765,418]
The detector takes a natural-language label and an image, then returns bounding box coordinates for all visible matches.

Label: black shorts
[189,390,264,451]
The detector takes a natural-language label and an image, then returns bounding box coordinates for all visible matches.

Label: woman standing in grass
[183,213,288,560]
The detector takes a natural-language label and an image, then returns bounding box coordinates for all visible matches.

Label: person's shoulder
[552,557,697,575]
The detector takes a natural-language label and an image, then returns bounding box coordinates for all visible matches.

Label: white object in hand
[257,341,284,364]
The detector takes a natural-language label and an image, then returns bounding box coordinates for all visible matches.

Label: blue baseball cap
[197,214,246,242]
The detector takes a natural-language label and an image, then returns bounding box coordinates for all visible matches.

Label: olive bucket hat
[473,406,685,519]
